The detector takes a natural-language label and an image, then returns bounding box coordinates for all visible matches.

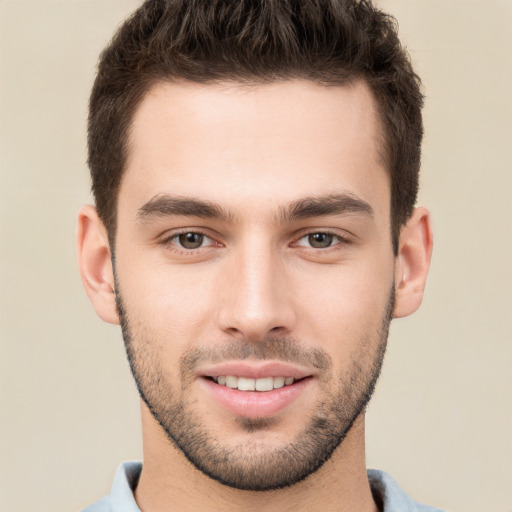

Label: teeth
[255,377,273,391]
[225,375,238,388]
[273,377,285,389]
[214,376,296,391]
[238,377,255,391]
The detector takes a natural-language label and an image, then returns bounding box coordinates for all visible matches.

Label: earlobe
[76,205,120,325]
[393,207,433,318]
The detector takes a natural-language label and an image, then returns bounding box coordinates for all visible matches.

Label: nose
[216,241,296,342]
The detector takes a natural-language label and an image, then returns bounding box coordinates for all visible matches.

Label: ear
[76,205,120,324]
[393,207,433,318]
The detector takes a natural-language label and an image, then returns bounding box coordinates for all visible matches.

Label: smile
[197,361,315,417]
[212,375,296,391]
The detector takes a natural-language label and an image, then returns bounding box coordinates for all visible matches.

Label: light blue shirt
[83,461,444,512]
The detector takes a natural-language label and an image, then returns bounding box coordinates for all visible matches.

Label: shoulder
[82,495,111,512]
[368,469,444,512]
[81,461,142,512]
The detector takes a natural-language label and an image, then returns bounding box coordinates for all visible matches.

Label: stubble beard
[115,285,394,491]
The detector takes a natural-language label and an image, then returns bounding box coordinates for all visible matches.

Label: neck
[135,402,378,512]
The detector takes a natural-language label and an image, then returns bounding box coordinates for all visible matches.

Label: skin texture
[77,79,432,512]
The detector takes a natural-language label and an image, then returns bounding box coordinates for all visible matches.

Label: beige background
[0,1,511,511]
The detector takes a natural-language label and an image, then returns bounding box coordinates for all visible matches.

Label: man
[77,0,437,510]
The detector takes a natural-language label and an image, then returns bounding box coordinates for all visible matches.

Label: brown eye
[307,233,334,248]
[176,232,206,249]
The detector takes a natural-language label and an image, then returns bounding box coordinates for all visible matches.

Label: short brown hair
[88,0,424,252]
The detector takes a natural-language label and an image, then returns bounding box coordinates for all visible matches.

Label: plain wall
[0,1,510,511]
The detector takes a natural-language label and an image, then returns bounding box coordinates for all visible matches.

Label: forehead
[120,79,389,221]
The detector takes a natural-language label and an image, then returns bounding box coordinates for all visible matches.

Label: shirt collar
[93,461,442,512]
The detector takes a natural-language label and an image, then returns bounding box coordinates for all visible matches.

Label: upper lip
[198,361,313,380]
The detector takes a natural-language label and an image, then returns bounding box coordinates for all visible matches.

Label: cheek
[117,258,220,348]
[116,243,395,360]
[291,260,393,347]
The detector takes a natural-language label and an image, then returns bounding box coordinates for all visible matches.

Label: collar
[83,461,443,512]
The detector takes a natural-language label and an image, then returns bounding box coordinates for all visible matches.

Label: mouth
[198,362,314,418]
[209,375,297,391]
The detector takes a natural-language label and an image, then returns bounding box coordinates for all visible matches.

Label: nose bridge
[218,235,294,341]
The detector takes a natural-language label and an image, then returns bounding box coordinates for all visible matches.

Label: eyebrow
[280,193,374,222]
[136,192,373,223]
[136,195,231,222]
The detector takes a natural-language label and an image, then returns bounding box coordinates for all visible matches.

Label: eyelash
[293,230,352,250]
[160,229,353,254]
[162,229,216,253]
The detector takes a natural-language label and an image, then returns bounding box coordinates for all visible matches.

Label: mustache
[180,337,332,373]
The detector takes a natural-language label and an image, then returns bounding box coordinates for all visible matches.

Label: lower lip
[200,377,312,418]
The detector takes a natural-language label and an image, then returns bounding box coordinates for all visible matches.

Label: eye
[295,232,344,249]
[171,232,213,250]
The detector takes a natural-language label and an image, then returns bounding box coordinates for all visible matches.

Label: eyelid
[169,231,212,246]
[291,229,354,247]
[160,228,223,252]
[157,227,354,253]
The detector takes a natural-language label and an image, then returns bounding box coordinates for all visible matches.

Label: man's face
[113,80,396,490]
